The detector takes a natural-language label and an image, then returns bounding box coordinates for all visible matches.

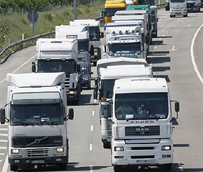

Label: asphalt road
[1,8,203,172]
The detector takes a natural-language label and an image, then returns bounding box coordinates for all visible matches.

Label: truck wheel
[160,164,172,171]
[183,14,188,17]
[103,142,111,149]
[114,165,122,172]
[10,165,18,171]
[59,163,67,170]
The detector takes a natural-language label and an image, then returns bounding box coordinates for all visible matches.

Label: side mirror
[0,108,6,124]
[68,108,74,120]
[94,85,98,100]
[100,10,104,17]
[175,102,180,113]
[100,32,104,38]
[77,64,81,72]
[32,61,36,72]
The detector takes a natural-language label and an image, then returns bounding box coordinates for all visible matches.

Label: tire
[183,14,188,17]
[59,163,67,170]
[103,142,111,149]
[160,164,172,171]
[93,61,97,66]
[10,165,18,171]
[114,165,122,172]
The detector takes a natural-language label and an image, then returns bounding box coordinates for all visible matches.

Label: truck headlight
[162,145,171,151]
[69,91,77,94]
[56,147,64,153]
[94,49,98,56]
[114,146,124,151]
[11,149,20,154]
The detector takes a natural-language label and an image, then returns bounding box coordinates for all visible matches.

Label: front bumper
[112,139,173,166]
[9,156,67,165]
[170,10,187,15]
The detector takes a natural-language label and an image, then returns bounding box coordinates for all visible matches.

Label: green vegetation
[0,0,105,49]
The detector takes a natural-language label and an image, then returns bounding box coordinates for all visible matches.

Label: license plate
[136,159,156,164]
[32,160,45,164]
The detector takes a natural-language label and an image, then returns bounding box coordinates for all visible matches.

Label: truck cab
[104,78,180,172]
[170,0,188,17]
[33,38,82,104]
[94,58,152,148]
[70,19,104,66]
[186,0,201,12]
[104,0,126,23]
[0,73,74,171]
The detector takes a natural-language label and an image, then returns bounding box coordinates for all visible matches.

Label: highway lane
[1,9,203,172]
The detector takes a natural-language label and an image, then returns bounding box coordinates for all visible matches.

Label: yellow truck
[104,0,126,23]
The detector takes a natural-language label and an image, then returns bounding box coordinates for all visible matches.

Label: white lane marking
[90,165,93,172]
[191,23,203,85]
[0,153,5,156]
[0,128,8,131]
[0,147,7,150]
[0,140,8,143]
[91,125,94,132]
[0,134,8,136]
[171,46,177,51]
[0,55,36,84]
[159,38,162,40]
[92,111,95,116]
[2,155,8,172]
[160,24,165,27]
[187,24,191,27]
[162,34,165,36]
[90,144,93,151]
[178,162,184,171]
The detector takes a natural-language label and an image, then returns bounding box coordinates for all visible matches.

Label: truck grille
[12,136,63,147]
[64,77,70,90]
[27,148,50,157]
[125,126,160,136]
[187,3,195,8]
[131,155,154,159]
[131,147,154,150]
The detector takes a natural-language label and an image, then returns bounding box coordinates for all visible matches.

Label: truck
[70,19,104,66]
[0,72,74,171]
[170,0,188,17]
[186,0,201,12]
[32,38,82,104]
[104,0,126,23]
[150,5,158,37]
[111,15,151,48]
[55,25,93,72]
[94,58,152,148]
[165,0,170,10]
[104,25,147,59]
[102,77,180,172]
[126,5,153,40]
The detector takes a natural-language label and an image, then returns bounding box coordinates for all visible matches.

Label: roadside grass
[1,0,104,49]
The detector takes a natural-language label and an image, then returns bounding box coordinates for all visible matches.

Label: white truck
[32,38,82,104]
[55,25,93,72]
[186,0,201,12]
[170,0,188,17]
[104,26,147,59]
[94,58,152,148]
[103,78,180,172]
[0,73,74,171]
[70,19,104,66]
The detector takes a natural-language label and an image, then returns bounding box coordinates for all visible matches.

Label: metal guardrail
[0,3,166,64]
[0,31,55,64]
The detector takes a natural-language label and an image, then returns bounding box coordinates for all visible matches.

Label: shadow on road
[173,144,190,147]
[152,40,164,45]
[153,66,170,72]
[147,56,171,64]
[184,168,203,171]
[67,165,110,171]
[156,35,172,39]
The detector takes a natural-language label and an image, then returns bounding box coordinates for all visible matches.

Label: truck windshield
[10,103,64,126]
[89,26,100,41]
[109,43,141,55]
[115,93,168,120]
[101,79,116,100]
[171,0,185,2]
[78,40,89,52]
[105,8,126,17]
[37,59,76,74]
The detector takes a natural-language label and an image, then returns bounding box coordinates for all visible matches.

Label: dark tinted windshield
[115,93,168,120]
[171,0,185,2]
[37,59,76,74]
[10,104,64,126]
[101,79,115,100]
[109,43,141,54]
[78,40,89,52]
[89,27,100,41]
[105,8,126,17]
